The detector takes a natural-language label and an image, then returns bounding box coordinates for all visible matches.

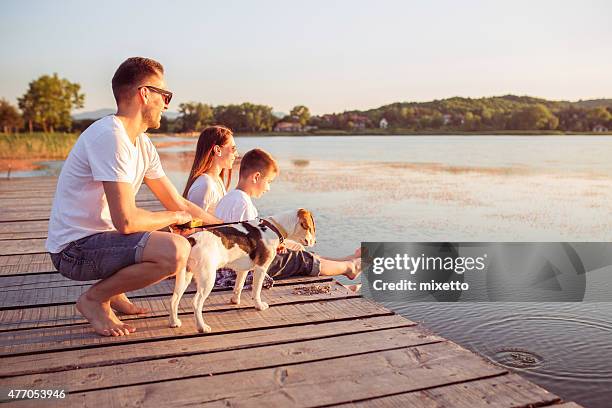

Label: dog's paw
[169,318,182,328]
[230,295,241,305]
[255,301,269,311]
[197,323,212,334]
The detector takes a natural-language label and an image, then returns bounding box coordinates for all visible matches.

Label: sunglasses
[139,85,173,105]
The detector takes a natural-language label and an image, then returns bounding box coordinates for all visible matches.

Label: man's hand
[174,211,192,226]
[170,211,195,236]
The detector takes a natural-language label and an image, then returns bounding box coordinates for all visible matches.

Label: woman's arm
[145,176,221,224]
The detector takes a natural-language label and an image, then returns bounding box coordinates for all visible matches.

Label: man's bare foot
[345,258,362,280]
[110,293,149,315]
[76,293,136,337]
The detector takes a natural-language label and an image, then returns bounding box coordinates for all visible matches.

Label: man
[46,57,219,337]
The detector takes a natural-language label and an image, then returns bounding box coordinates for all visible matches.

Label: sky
[1,0,611,115]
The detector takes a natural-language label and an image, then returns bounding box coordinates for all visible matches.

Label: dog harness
[258,218,287,244]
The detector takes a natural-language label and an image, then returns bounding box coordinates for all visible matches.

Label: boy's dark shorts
[50,231,151,281]
[266,249,321,279]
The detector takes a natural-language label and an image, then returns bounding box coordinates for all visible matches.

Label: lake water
[14,135,612,407]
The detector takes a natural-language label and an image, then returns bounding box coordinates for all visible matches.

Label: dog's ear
[297,208,315,233]
[188,236,197,247]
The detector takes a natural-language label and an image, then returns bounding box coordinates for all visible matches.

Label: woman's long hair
[182,125,233,198]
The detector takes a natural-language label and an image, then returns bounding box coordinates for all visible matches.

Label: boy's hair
[112,57,164,104]
[239,148,278,179]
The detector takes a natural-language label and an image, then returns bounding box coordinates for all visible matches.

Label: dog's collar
[259,217,287,243]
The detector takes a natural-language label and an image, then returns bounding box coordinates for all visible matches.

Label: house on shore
[348,114,370,130]
[274,121,303,132]
[593,124,609,132]
[379,118,388,129]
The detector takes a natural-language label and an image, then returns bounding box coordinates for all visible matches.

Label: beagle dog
[169,208,316,333]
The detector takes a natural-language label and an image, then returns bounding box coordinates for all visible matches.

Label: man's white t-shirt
[187,174,226,213]
[46,115,165,253]
[214,189,258,222]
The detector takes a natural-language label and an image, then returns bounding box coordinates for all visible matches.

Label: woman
[183,125,237,211]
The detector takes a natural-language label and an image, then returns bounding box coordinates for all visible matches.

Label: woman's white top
[187,173,227,212]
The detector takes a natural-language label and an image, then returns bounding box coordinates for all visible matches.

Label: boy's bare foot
[346,283,362,293]
[76,293,136,337]
[110,293,149,315]
[345,258,362,280]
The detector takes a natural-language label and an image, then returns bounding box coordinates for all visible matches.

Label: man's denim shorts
[50,231,151,281]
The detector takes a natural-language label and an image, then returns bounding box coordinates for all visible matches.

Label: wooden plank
[0,202,164,223]
[334,373,561,408]
[0,177,153,192]
[0,298,392,356]
[1,326,442,393]
[0,275,333,309]
[0,253,55,276]
[0,239,47,256]
[6,342,508,407]
[0,232,48,240]
[0,280,349,331]
[0,273,90,289]
[0,192,157,202]
[0,199,159,212]
[0,277,180,308]
[0,272,329,291]
[0,314,412,377]
[0,176,57,186]
[0,220,49,234]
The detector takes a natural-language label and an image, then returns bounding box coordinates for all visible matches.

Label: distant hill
[573,99,612,109]
[72,109,180,120]
[310,95,612,132]
[72,109,115,120]
[355,95,612,117]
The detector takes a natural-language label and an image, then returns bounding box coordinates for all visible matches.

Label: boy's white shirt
[213,188,305,251]
[214,189,258,222]
[187,173,226,213]
[46,115,165,253]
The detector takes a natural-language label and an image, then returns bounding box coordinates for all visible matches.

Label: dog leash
[174,217,287,244]
[175,219,244,231]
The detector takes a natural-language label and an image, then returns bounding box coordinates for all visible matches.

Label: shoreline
[164,130,612,137]
[0,158,47,173]
[3,131,612,173]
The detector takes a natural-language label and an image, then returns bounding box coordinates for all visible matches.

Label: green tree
[214,103,275,132]
[18,73,84,132]
[290,105,311,126]
[0,99,23,133]
[177,102,214,132]
[509,104,558,130]
[586,107,612,129]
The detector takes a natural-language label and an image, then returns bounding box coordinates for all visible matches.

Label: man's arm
[144,176,222,224]
[104,181,192,234]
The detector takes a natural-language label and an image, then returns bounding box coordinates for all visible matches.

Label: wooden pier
[0,176,583,407]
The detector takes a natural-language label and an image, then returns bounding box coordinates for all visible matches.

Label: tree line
[167,103,310,133]
[1,74,611,134]
[312,96,612,132]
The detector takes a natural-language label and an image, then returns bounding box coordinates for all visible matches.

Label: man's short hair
[239,149,279,179]
[112,57,164,104]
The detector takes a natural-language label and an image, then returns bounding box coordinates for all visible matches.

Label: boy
[215,148,361,281]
